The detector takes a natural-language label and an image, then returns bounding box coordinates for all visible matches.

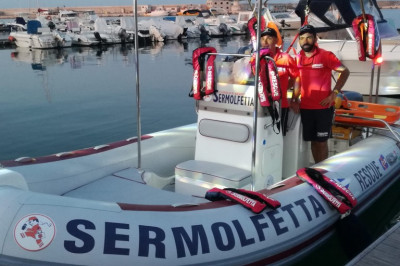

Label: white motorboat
[120,17,162,43]
[195,10,232,37]
[93,17,132,44]
[8,20,68,49]
[65,20,100,46]
[141,18,185,41]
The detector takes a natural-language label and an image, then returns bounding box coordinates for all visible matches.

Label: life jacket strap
[205,187,280,214]
[247,16,266,50]
[296,168,357,214]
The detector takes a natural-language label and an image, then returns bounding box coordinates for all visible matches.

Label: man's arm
[320,64,350,107]
[290,76,301,113]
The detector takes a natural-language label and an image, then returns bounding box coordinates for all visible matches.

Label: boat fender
[247,16,266,50]
[352,14,381,61]
[205,187,280,214]
[296,168,357,214]
[191,46,217,100]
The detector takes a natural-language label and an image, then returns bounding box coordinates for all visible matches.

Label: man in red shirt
[291,25,350,163]
[260,24,299,135]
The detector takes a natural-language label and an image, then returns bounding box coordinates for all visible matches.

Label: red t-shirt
[274,50,299,108]
[297,47,342,109]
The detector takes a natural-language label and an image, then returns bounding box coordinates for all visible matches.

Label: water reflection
[1,36,251,161]
[11,48,68,71]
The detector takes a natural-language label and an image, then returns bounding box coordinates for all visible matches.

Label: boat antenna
[250,0,264,191]
[132,0,142,168]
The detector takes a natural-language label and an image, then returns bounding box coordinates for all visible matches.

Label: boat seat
[175,117,252,197]
[175,160,251,197]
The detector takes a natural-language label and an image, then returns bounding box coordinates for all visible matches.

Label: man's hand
[320,91,336,107]
[290,100,300,113]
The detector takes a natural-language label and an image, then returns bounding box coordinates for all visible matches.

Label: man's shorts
[300,107,334,142]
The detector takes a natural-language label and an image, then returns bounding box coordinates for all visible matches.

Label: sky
[0,0,206,9]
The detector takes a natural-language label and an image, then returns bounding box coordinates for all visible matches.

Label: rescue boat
[1,3,400,265]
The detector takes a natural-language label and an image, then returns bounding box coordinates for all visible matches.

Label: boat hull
[0,124,399,265]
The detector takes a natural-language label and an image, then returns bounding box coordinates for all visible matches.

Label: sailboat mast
[132,0,142,168]
[250,0,263,191]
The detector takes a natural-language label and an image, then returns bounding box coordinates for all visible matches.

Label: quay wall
[1,2,400,19]
[0,5,207,19]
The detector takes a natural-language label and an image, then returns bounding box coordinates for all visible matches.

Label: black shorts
[300,107,334,142]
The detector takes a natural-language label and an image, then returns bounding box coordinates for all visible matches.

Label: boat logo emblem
[379,154,389,170]
[14,214,56,251]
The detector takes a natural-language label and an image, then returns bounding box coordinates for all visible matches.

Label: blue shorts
[300,107,334,142]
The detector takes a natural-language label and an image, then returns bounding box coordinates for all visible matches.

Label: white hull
[0,121,399,265]
[1,72,400,264]
[9,31,59,49]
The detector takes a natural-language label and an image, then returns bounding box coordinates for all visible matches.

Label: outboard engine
[48,21,56,30]
[16,17,26,25]
[199,25,209,43]
[118,28,128,43]
[218,23,230,36]
[94,31,107,43]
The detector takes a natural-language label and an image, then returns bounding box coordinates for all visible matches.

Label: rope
[285,2,310,54]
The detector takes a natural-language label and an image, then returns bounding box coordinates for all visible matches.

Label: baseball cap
[299,24,316,36]
[261,27,277,38]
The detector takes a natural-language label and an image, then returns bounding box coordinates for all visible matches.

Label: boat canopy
[295,0,398,38]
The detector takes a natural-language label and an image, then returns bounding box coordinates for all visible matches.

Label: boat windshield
[213,60,254,86]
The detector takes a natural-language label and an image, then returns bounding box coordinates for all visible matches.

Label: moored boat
[1,2,400,265]
[8,20,68,49]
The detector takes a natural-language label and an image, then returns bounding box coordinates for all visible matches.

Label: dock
[346,222,400,266]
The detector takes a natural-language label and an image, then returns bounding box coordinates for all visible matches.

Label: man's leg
[311,140,328,163]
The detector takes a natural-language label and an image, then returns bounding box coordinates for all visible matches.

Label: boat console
[175,58,309,197]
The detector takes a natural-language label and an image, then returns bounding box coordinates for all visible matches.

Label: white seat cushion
[175,160,251,188]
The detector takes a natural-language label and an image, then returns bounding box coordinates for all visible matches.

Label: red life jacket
[191,47,217,100]
[250,49,282,134]
[247,16,266,50]
[352,14,381,61]
[297,168,357,214]
[205,187,280,214]
[250,49,282,107]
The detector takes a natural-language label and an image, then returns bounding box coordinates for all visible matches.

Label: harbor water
[0,36,252,160]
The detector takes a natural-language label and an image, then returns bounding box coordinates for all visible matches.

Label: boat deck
[346,222,400,266]
[63,167,208,205]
